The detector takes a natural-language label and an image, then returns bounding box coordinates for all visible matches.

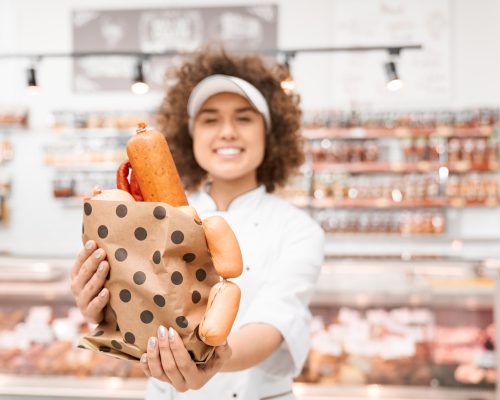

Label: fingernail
[158,325,167,338]
[140,353,147,363]
[99,288,107,297]
[97,262,105,272]
[85,240,94,250]
[94,249,103,259]
[148,337,157,349]
[168,327,175,342]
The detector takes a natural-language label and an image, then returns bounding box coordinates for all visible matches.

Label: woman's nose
[219,119,237,139]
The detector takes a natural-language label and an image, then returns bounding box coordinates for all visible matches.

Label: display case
[0,255,497,400]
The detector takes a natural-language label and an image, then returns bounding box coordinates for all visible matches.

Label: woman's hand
[140,325,232,392]
[70,240,110,324]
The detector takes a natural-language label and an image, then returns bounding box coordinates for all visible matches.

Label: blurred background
[0,1,499,399]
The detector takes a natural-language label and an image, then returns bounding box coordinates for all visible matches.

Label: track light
[280,52,296,94]
[26,64,40,94]
[384,47,403,91]
[131,59,149,95]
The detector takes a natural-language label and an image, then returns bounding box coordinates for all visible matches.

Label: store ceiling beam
[0,44,422,60]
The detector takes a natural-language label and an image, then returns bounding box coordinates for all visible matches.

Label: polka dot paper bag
[79,200,219,364]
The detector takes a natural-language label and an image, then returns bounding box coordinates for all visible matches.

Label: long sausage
[126,124,188,206]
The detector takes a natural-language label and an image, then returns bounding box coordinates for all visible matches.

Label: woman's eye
[237,116,252,122]
[203,118,218,124]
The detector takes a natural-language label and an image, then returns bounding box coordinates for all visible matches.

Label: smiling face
[191,92,266,186]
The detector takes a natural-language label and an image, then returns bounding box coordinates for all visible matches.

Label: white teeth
[216,148,242,155]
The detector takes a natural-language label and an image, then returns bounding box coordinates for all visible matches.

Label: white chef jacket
[145,185,325,400]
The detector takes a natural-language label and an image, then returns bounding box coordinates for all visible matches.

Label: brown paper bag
[79,199,220,364]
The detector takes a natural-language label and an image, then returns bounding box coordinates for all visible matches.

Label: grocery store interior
[1,0,500,399]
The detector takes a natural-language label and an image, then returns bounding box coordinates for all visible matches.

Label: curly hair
[155,46,304,193]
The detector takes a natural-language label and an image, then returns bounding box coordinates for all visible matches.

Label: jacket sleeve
[238,211,325,376]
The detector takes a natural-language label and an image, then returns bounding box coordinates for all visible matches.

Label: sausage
[126,124,188,206]
[129,171,144,201]
[202,216,243,279]
[116,160,131,193]
[199,280,241,346]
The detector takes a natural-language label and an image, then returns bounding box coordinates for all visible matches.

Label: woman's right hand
[70,240,110,324]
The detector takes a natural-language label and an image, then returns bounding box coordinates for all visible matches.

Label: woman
[71,48,324,400]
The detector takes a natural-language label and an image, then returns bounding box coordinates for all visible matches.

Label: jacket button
[232,394,238,398]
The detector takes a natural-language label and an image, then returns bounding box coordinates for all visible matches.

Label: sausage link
[203,216,243,279]
[116,160,131,193]
[129,170,144,201]
[199,280,241,347]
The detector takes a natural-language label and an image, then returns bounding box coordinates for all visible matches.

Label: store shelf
[309,197,500,209]
[311,198,448,209]
[49,163,121,172]
[293,383,494,400]
[0,379,493,400]
[312,161,500,174]
[50,127,135,138]
[0,375,147,399]
[302,125,494,140]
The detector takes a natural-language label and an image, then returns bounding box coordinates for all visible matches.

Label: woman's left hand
[140,325,232,392]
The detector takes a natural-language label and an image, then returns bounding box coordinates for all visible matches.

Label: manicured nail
[148,337,157,349]
[85,240,94,250]
[168,327,175,342]
[158,325,167,338]
[94,249,103,259]
[98,262,105,272]
[140,353,147,363]
[99,288,107,297]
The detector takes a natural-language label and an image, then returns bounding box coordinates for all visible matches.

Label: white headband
[187,74,272,135]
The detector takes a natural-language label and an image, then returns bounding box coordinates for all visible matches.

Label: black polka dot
[176,316,188,329]
[171,230,184,244]
[196,269,206,282]
[116,204,127,218]
[119,289,131,302]
[124,332,135,344]
[98,225,108,239]
[192,291,201,304]
[183,253,196,263]
[84,203,92,216]
[115,248,128,262]
[171,271,183,285]
[152,251,161,264]
[134,227,147,241]
[133,271,146,285]
[94,330,104,337]
[153,206,166,220]
[140,310,154,324]
[99,346,111,353]
[116,324,120,331]
[111,340,122,350]
[153,295,165,307]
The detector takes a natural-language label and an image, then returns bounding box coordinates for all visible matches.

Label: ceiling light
[131,59,149,95]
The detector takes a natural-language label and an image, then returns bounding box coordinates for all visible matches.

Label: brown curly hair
[155,46,303,193]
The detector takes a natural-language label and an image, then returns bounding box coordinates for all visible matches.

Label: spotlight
[384,47,403,91]
[26,65,39,94]
[280,52,296,94]
[384,61,403,91]
[131,59,149,95]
